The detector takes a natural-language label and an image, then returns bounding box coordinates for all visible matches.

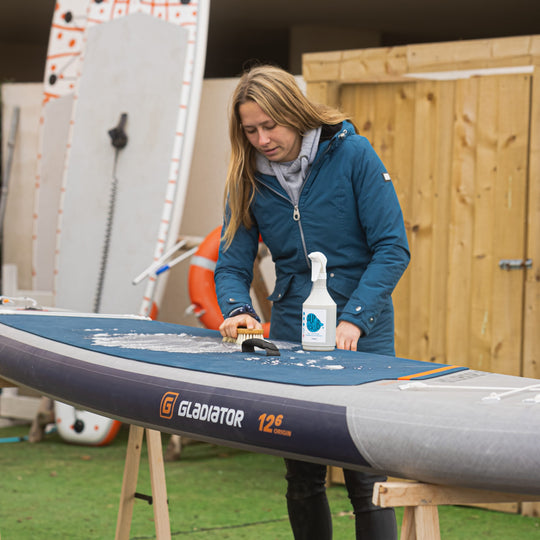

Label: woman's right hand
[336,320,363,351]
[219,314,262,340]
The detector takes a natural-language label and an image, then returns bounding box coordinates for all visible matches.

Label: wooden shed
[304,36,539,381]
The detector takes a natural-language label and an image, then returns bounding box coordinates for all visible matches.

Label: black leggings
[284,459,397,540]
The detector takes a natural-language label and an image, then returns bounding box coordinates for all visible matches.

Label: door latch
[498,259,533,270]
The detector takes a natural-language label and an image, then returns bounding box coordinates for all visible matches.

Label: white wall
[1,83,42,291]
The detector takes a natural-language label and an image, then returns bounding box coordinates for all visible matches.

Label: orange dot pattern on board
[44,0,200,102]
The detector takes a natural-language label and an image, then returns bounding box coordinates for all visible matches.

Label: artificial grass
[0,424,539,539]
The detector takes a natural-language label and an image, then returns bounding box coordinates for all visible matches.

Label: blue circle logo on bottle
[306,313,324,332]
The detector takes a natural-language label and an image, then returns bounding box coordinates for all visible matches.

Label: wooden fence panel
[469,76,498,374]
[445,77,478,368]
[332,74,531,374]
[489,74,530,375]
[389,84,416,356]
[523,63,540,382]
[428,82,455,366]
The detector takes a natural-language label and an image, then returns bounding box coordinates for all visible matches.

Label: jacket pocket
[268,274,294,303]
[327,274,360,307]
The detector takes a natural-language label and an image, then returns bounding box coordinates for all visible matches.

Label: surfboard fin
[108,113,128,149]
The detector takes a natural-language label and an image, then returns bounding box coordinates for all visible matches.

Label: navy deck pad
[0,314,467,386]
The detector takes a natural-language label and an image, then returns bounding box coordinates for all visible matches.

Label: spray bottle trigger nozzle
[308,251,327,282]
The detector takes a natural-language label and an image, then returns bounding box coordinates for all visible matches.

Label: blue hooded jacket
[215,121,410,354]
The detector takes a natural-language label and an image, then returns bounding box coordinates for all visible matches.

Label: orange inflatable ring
[188,226,224,331]
[188,226,270,337]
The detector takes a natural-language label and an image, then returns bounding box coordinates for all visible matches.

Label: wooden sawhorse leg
[115,426,171,540]
[399,504,440,540]
[373,481,540,540]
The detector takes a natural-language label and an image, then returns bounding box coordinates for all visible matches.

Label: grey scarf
[256,127,322,205]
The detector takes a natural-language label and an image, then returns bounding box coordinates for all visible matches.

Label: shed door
[340,73,531,375]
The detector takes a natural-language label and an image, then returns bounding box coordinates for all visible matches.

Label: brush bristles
[223,328,264,344]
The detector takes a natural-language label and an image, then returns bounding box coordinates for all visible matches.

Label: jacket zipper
[256,127,348,267]
[254,182,311,266]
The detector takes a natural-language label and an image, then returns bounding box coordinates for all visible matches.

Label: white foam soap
[302,252,336,351]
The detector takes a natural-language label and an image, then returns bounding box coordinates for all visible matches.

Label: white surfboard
[33,93,74,292]
[32,0,90,292]
[34,0,209,317]
[55,1,209,318]
[33,1,209,444]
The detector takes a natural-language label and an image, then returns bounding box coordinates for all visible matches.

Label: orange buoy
[188,226,224,330]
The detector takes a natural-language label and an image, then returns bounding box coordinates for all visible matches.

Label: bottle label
[302,308,327,343]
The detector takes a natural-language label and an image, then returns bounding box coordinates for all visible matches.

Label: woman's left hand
[336,321,363,351]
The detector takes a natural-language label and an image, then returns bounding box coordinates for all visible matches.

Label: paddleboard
[33,0,90,292]
[25,0,87,439]
[54,2,209,317]
[31,1,209,444]
[34,0,209,314]
[1,309,539,496]
[54,400,122,446]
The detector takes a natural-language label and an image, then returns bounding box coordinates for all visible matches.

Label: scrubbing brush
[223,327,264,344]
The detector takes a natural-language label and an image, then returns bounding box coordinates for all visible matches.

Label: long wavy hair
[222,64,350,248]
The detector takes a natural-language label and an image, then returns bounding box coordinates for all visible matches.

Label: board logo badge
[160,392,179,419]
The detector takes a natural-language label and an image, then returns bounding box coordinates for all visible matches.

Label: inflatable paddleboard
[34,1,209,312]
[54,2,209,317]
[33,0,90,292]
[31,1,209,444]
[1,310,539,495]
[54,400,122,446]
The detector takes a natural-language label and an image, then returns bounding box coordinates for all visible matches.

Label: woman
[214,65,410,539]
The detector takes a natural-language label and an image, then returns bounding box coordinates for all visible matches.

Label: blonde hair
[222,64,350,248]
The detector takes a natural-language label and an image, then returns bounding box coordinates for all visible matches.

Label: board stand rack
[116,425,171,540]
[373,481,540,540]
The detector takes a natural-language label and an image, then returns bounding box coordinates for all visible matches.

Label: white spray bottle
[302,252,336,351]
